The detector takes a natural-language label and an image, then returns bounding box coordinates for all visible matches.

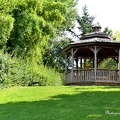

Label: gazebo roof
[72,37,116,45]
[64,27,120,58]
[64,28,120,51]
[74,32,114,43]
[69,32,119,47]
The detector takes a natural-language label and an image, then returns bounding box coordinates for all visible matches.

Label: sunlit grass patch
[0,86,120,120]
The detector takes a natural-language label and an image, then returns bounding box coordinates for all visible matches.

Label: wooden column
[65,54,68,73]
[65,54,67,83]
[91,46,100,81]
[94,46,97,81]
[118,49,120,80]
[71,49,78,82]
[75,56,78,81]
[71,48,74,82]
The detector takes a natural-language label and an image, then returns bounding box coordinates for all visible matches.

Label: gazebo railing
[65,69,120,84]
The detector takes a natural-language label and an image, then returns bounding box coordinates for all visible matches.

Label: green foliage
[0,14,14,48]
[27,61,63,86]
[113,30,120,41]
[103,27,113,36]
[0,51,63,88]
[0,0,18,14]
[6,0,73,60]
[0,51,31,88]
[41,0,77,71]
[0,0,77,87]
[99,58,117,69]
[77,5,95,36]
[32,65,63,86]
[7,0,47,59]
[99,28,118,69]
[42,37,72,72]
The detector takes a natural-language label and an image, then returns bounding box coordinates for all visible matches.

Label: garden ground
[0,86,120,120]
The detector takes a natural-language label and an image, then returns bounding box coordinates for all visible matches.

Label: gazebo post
[71,48,74,82]
[65,54,68,84]
[71,48,78,82]
[65,54,68,73]
[94,46,97,81]
[91,46,97,81]
[91,46,100,81]
[75,56,78,81]
[118,49,120,80]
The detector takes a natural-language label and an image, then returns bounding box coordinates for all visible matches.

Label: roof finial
[93,22,101,32]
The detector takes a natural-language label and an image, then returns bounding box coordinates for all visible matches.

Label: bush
[0,51,31,88]
[28,64,63,86]
[0,51,63,88]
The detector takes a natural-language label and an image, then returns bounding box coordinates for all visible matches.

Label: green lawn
[0,86,120,120]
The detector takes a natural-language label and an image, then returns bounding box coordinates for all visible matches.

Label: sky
[77,0,120,31]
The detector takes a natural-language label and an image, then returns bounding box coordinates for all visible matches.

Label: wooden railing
[65,69,120,84]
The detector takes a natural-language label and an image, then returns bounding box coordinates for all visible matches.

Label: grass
[0,86,120,120]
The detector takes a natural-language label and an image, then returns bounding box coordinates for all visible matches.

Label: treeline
[0,0,78,87]
[0,0,116,87]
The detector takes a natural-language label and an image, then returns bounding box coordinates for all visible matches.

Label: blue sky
[77,0,120,31]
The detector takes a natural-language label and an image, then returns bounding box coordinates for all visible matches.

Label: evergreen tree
[77,5,94,36]
[103,27,113,36]
[67,5,95,39]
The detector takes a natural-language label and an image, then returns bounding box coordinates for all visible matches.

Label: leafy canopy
[0,0,78,63]
[6,0,69,60]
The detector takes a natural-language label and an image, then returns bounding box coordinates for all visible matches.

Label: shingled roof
[63,26,120,57]
[72,30,117,44]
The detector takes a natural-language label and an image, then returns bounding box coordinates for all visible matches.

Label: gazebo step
[65,81,120,86]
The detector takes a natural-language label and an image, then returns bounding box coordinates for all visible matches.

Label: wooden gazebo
[63,26,120,85]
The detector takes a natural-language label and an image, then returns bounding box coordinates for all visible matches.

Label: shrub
[28,64,63,86]
[0,51,63,88]
[0,51,31,88]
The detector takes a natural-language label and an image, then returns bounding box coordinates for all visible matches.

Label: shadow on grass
[0,89,120,120]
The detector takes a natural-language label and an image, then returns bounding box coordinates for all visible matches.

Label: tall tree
[68,5,95,39]
[77,5,94,36]
[1,0,77,63]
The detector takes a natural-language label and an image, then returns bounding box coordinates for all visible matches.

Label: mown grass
[0,86,120,120]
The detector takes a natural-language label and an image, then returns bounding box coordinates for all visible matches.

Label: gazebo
[63,26,120,85]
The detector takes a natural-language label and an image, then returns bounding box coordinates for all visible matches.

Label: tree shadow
[0,88,120,120]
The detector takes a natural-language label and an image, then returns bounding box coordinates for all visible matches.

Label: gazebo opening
[63,26,120,85]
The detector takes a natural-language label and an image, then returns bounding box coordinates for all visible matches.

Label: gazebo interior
[64,26,120,85]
